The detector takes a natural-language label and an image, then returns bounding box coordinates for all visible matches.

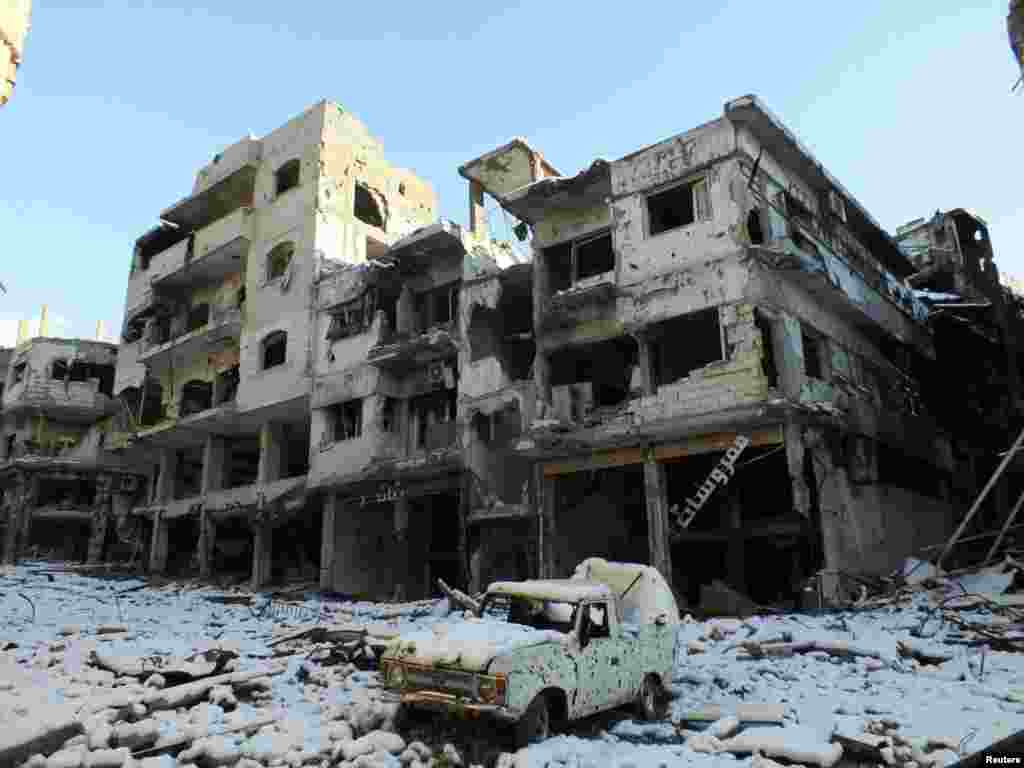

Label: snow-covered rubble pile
[2,559,1022,768]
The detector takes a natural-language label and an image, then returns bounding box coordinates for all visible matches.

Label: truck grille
[404,665,478,698]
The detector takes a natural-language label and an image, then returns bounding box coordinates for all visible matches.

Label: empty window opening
[549,336,639,414]
[211,517,254,575]
[12,363,25,384]
[412,389,458,451]
[179,379,213,417]
[575,232,615,281]
[262,331,287,369]
[173,445,203,500]
[67,362,89,383]
[648,308,723,388]
[285,422,310,478]
[139,379,165,427]
[354,184,385,229]
[275,159,301,196]
[415,283,459,330]
[267,242,295,281]
[754,310,778,388]
[647,177,710,236]
[215,366,239,405]
[802,325,824,380]
[747,209,765,245]
[545,241,573,293]
[330,399,363,442]
[51,360,68,380]
[269,502,321,584]
[227,435,260,489]
[543,231,614,292]
[187,303,210,333]
[326,292,376,341]
[5,433,16,458]
[381,397,399,433]
[472,411,492,443]
[164,514,200,575]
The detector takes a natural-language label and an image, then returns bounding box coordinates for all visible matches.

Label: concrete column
[87,474,113,564]
[320,492,338,590]
[3,471,27,564]
[258,423,285,486]
[772,313,803,401]
[726,491,745,592]
[468,180,489,240]
[636,334,656,396]
[199,508,215,578]
[202,435,227,493]
[149,509,169,573]
[537,467,557,578]
[392,497,411,601]
[396,284,417,336]
[155,448,178,502]
[643,457,674,590]
[251,524,272,589]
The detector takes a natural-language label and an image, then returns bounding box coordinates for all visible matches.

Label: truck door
[573,601,632,716]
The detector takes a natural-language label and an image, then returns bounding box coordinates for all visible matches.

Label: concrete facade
[0,0,30,106]
[0,334,146,563]
[460,96,962,607]
[113,101,437,587]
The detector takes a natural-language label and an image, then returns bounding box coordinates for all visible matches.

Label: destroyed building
[0,0,30,107]
[310,216,525,600]
[895,209,1024,558]
[1011,0,1024,84]
[111,100,437,586]
[8,94,1018,612]
[0,321,145,563]
[461,96,959,607]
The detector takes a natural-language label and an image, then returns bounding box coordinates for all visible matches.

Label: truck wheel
[515,693,551,747]
[636,674,668,721]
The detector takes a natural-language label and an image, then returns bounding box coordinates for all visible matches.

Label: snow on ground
[1,562,1021,767]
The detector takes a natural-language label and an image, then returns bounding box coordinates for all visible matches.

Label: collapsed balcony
[139,301,243,370]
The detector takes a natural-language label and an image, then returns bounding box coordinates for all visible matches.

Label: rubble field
[1,558,1022,768]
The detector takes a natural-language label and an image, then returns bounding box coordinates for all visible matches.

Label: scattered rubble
[1,555,1022,768]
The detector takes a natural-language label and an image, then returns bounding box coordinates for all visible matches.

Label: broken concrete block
[441,744,462,766]
[687,640,707,655]
[44,747,87,768]
[59,626,81,637]
[83,747,131,768]
[95,625,129,636]
[143,674,165,690]
[707,716,740,739]
[686,733,723,753]
[111,720,159,750]
[719,726,843,768]
[87,724,112,750]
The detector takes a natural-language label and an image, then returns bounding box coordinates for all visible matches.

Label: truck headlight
[386,663,406,688]
[477,673,506,705]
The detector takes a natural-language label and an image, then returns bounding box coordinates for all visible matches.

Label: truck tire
[636,674,669,721]
[515,693,551,747]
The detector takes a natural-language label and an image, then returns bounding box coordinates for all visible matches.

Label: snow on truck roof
[486,579,614,603]
[485,559,680,626]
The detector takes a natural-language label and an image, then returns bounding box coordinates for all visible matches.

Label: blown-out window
[647,176,711,236]
[267,242,294,281]
[354,184,385,229]
[262,331,287,369]
[275,159,301,196]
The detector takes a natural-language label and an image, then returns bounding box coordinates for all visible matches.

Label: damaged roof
[725,95,916,279]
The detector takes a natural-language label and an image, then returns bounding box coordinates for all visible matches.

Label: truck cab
[380,558,679,746]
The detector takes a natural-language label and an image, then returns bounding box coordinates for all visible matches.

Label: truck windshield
[480,594,578,634]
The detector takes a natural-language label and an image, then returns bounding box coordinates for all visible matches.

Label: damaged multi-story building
[0,0,30,106]
[895,210,1024,560]
[311,220,524,600]
[11,94,1019,611]
[0,316,145,563]
[112,100,437,586]
[1011,0,1024,85]
[461,95,961,607]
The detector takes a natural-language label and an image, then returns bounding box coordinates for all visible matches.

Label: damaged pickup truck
[380,558,680,746]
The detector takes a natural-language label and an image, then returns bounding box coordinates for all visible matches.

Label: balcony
[367,326,458,374]
[2,378,118,423]
[140,304,243,371]
[153,207,251,292]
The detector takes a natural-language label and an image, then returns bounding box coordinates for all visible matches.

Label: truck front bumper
[380,690,520,723]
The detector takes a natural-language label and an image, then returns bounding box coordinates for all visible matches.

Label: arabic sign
[671,435,750,532]
[358,481,405,507]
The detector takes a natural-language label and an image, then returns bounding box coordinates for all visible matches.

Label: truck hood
[387,619,566,672]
